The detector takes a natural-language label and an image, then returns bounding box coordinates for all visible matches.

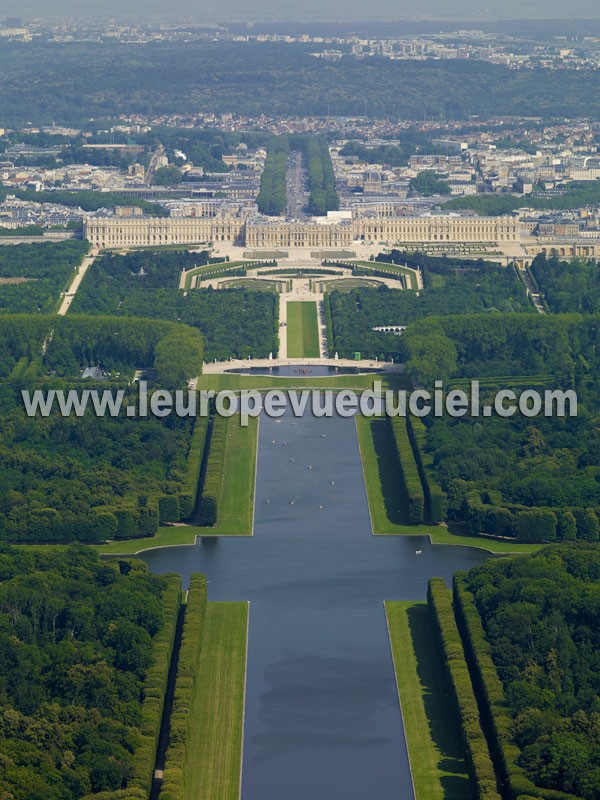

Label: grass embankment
[97,415,258,555]
[183,602,249,800]
[182,261,277,290]
[208,414,258,535]
[197,372,396,392]
[355,414,540,554]
[329,260,420,289]
[286,301,320,358]
[386,601,472,800]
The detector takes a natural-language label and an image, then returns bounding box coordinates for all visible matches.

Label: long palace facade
[84,212,520,249]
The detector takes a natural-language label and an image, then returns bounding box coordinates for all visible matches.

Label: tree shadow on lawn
[406,604,473,800]
[369,416,410,525]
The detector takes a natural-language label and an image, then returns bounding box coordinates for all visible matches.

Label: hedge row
[407,416,448,524]
[452,575,580,800]
[81,790,147,800]
[178,416,210,520]
[82,574,183,800]
[428,578,501,800]
[159,574,208,800]
[464,491,600,543]
[323,293,335,357]
[132,573,182,794]
[102,495,159,539]
[390,417,424,524]
[198,414,228,526]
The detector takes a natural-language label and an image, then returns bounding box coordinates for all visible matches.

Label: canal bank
[140,409,490,800]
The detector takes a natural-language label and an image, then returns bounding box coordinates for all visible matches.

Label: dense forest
[0,314,203,542]
[71,252,279,360]
[72,250,211,295]
[0,545,179,799]
[400,312,598,386]
[0,241,89,314]
[1,41,600,125]
[401,313,600,542]
[0,400,194,543]
[41,314,203,383]
[462,545,600,799]
[531,253,600,314]
[327,263,532,359]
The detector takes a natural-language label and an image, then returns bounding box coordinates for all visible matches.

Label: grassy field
[219,278,281,291]
[286,301,320,358]
[197,372,402,392]
[386,601,472,800]
[184,602,249,800]
[210,414,258,535]
[336,260,420,290]
[322,278,382,292]
[355,415,540,554]
[182,261,250,290]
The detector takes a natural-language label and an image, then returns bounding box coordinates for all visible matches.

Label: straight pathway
[278,293,288,358]
[316,297,328,358]
[519,266,546,314]
[57,248,98,315]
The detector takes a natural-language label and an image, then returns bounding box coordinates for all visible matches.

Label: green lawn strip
[354,414,540,554]
[286,301,320,358]
[219,279,279,291]
[197,373,397,391]
[332,260,419,289]
[184,602,249,800]
[210,414,258,535]
[95,526,202,555]
[385,601,472,800]
[183,261,262,290]
[322,278,382,292]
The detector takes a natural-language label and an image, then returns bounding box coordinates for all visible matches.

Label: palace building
[84,209,520,250]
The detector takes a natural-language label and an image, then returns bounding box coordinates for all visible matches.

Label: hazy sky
[6,0,600,21]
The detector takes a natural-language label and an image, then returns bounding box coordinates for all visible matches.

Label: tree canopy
[463,544,600,799]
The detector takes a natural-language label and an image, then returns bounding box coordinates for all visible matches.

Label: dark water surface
[141,411,489,800]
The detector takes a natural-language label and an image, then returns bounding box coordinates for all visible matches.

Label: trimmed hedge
[428,578,501,800]
[159,574,208,800]
[390,417,424,524]
[407,416,448,524]
[198,415,228,527]
[463,491,598,544]
[452,575,580,800]
[179,416,210,519]
[324,292,335,356]
[159,495,181,525]
[130,573,182,796]
[81,790,147,800]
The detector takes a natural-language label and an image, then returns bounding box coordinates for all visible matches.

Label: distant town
[4,14,600,69]
[2,108,600,266]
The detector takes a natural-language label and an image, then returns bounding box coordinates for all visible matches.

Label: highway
[146,143,166,186]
